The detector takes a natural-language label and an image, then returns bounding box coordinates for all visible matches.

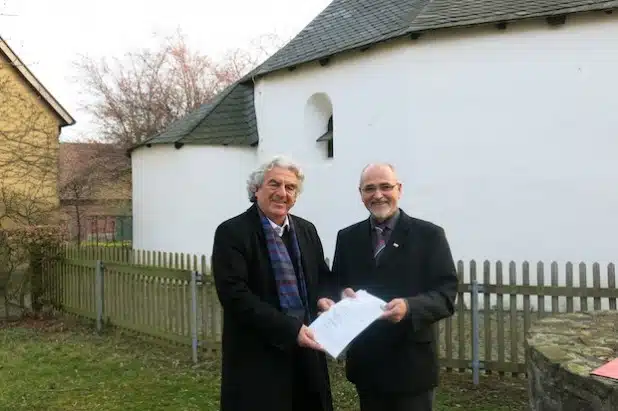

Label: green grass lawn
[0,316,528,410]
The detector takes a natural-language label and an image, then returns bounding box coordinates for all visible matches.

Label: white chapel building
[130,0,618,282]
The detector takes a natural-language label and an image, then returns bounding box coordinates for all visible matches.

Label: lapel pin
[393,243,399,248]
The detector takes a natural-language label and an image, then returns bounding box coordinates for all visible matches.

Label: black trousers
[291,349,323,411]
[291,388,322,411]
[358,389,434,411]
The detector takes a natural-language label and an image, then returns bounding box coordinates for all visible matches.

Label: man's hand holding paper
[309,289,387,359]
[380,298,408,323]
[297,324,324,351]
[317,288,356,313]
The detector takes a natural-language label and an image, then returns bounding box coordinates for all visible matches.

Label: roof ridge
[147,65,261,145]
[179,71,257,143]
[406,0,432,24]
[0,35,75,127]
[179,88,236,143]
[171,62,264,143]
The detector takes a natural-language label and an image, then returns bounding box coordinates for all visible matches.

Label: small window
[317,116,333,158]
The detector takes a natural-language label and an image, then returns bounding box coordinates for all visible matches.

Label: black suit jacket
[329,209,458,394]
[211,204,333,411]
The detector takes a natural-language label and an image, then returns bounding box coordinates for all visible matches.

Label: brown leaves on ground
[437,371,529,410]
[0,311,70,333]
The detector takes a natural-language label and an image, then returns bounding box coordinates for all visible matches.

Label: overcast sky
[0,0,332,140]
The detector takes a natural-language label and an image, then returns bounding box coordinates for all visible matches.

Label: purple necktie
[374,226,387,258]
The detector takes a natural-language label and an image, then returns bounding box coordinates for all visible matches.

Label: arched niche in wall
[304,92,334,159]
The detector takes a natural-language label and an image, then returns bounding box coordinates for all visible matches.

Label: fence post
[471,280,480,385]
[95,260,105,333]
[190,270,200,364]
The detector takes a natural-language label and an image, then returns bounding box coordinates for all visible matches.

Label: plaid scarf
[260,212,308,322]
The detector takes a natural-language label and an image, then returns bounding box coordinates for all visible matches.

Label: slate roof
[136,75,258,149]
[257,0,618,75]
[135,0,618,151]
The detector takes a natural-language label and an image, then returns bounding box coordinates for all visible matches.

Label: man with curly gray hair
[246,155,305,204]
[211,155,334,411]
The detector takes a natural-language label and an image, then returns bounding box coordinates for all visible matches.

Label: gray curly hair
[247,156,305,203]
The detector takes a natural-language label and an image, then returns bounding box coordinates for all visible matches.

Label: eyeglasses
[360,183,399,195]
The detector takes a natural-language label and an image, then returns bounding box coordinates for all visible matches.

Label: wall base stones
[526,311,618,410]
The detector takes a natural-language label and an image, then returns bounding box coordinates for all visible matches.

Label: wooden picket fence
[440,259,618,377]
[43,245,618,376]
[43,246,222,352]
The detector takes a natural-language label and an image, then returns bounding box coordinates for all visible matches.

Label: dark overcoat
[330,209,459,395]
[211,204,334,411]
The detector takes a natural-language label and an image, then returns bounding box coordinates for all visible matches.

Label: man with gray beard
[318,163,459,411]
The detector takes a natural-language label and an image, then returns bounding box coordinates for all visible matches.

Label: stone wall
[526,311,618,410]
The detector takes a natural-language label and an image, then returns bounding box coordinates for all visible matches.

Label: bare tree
[58,142,97,245]
[217,33,286,81]
[74,30,285,149]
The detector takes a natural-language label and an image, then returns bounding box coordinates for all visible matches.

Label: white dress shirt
[268,215,290,237]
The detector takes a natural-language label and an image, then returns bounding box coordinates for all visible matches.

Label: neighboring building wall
[0,51,62,226]
[61,200,132,243]
[131,144,257,255]
[58,142,132,243]
[253,11,618,271]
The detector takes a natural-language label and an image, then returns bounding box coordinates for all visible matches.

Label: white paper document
[309,290,387,359]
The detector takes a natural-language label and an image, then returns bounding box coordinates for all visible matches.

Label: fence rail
[43,246,618,382]
[45,251,222,359]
